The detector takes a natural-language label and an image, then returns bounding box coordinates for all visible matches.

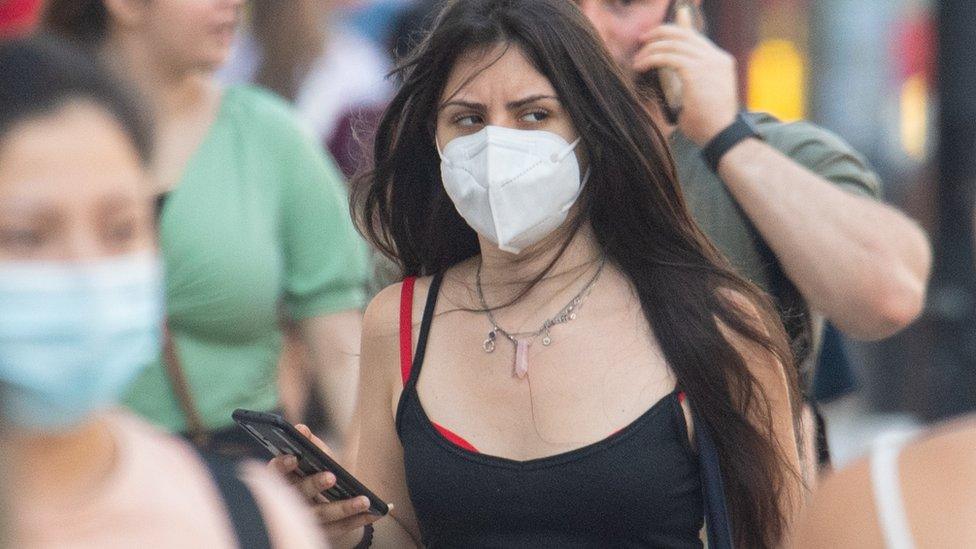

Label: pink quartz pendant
[514,340,530,379]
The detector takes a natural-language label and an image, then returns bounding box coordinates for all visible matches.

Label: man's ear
[102,0,147,29]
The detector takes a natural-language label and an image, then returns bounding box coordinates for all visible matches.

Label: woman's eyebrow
[439,99,485,112]
[506,94,559,110]
[439,94,560,112]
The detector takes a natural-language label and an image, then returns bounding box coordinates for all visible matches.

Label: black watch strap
[701,113,762,173]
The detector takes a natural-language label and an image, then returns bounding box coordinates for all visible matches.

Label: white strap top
[870,430,919,549]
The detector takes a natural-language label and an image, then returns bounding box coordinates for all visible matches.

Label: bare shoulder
[790,457,883,548]
[361,276,438,389]
[363,281,407,338]
[899,417,976,547]
[906,417,976,494]
[363,276,437,338]
[793,418,976,549]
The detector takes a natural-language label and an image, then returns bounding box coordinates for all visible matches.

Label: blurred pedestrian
[273,1,803,547]
[219,0,392,178]
[790,416,976,548]
[218,0,392,434]
[577,0,932,479]
[0,36,324,548]
[44,0,369,459]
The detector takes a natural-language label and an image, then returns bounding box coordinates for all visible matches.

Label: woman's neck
[10,418,118,509]
[101,31,222,195]
[476,224,605,304]
[100,33,211,120]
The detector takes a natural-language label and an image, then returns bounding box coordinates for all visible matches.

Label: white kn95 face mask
[438,125,589,254]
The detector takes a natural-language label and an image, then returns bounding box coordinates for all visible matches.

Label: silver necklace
[476,257,607,379]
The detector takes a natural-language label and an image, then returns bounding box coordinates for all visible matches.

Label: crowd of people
[3,0,972,547]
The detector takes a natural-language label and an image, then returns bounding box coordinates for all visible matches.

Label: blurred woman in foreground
[0,37,323,548]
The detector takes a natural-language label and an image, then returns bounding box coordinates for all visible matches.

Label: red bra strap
[400,277,417,385]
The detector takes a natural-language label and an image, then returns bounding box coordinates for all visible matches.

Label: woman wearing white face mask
[270,1,804,548]
[0,38,325,548]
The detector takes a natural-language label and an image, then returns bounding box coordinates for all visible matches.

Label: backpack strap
[197,451,272,549]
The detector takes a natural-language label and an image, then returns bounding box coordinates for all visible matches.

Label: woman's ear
[102,0,147,29]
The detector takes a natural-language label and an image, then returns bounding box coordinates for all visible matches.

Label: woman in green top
[44,0,368,454]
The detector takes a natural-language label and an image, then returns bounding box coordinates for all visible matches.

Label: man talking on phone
[577,0,932,480]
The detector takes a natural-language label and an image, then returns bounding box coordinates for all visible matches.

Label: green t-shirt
[125,86,368,432]
[669,112,881,379]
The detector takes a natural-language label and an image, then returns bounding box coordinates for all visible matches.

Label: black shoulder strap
[407,272,445,388]
[693,409,734,549]
[198,451,273,549]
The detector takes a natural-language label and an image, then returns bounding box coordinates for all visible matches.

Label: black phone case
[231,409,390,516]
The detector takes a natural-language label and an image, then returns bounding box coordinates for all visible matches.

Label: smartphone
[232,409,390,516]
[636,0,705,125]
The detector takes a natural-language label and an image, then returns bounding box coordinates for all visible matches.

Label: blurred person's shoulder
[221,84,320,149]
[746,111,882,198]
[102,410,326,548]
[895,416,976,547]
[792,417,976,548]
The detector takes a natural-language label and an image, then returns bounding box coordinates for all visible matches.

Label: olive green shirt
[124,86,369,432]
[669,112,881,379]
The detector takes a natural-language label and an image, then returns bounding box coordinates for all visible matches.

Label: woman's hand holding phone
[268,424,384,543]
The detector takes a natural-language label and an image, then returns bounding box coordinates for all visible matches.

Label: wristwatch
[701,112,763,173]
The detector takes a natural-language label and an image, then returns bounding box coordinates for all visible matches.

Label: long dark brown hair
[353,0,801,546]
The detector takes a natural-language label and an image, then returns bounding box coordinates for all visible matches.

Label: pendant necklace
[476,257,607,379]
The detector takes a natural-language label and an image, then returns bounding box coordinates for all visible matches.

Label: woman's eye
[520,110,550,123]
[0,228,44,248]
[454,114,483,127]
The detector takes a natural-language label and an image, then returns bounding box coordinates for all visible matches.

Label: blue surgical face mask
[0,252,164,432]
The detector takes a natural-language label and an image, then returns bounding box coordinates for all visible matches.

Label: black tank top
[395,274,705,548]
